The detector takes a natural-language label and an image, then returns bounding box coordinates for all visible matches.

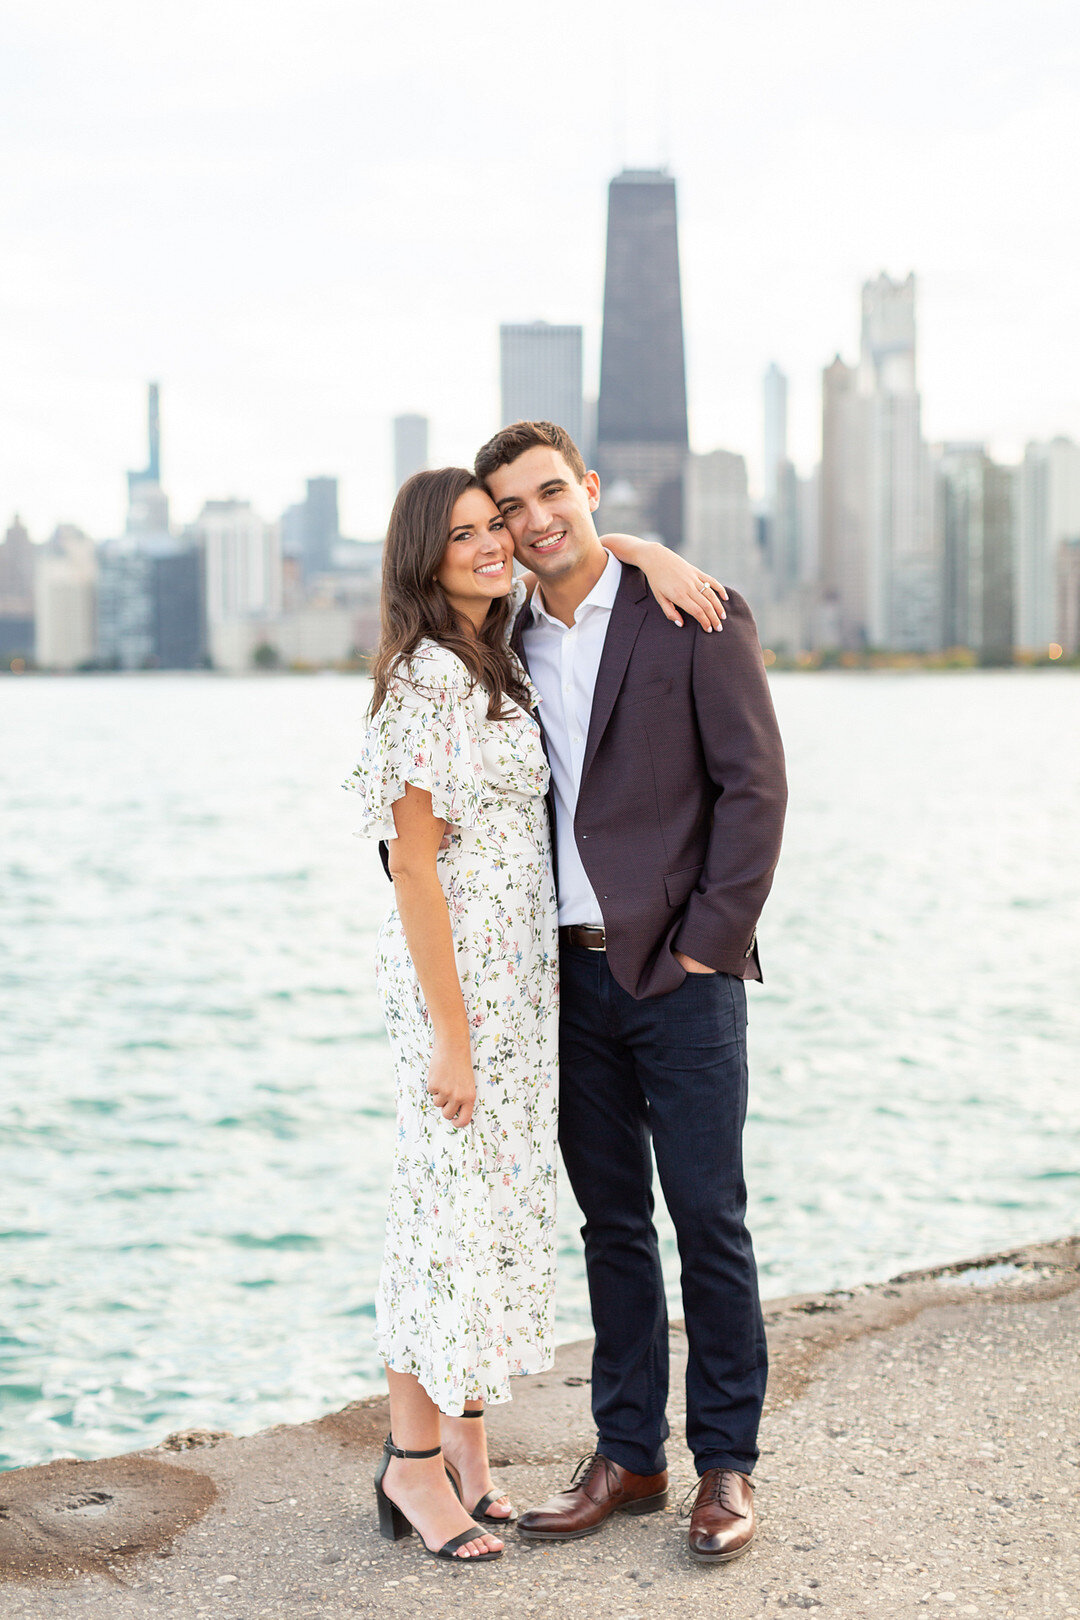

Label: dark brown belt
[559,924,607,951]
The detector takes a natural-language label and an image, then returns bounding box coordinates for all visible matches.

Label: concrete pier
[1,1237,1077,1618]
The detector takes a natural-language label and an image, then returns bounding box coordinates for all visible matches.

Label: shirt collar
[530,549,623,629]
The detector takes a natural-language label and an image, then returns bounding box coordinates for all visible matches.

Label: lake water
[2,671,1078,1471]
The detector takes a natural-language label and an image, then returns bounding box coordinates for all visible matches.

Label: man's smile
[531,530,567,554]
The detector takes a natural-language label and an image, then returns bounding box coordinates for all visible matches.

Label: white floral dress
[349,604,559,1414]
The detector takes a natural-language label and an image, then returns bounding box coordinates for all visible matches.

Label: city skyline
[3,1,1079,539]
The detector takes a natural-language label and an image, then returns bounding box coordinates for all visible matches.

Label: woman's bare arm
[387,783,475,1128]
[600,533,728,631]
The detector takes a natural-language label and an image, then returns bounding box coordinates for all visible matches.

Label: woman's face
[435,488,514,622]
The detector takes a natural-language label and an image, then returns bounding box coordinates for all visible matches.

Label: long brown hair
[370,467,530,720]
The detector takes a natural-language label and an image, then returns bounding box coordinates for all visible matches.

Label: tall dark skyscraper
[596,170,689,546]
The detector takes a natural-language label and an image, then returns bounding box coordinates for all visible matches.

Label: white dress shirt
[521,551,623,926]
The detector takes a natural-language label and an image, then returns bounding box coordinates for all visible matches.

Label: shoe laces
[677,1469,754,1519]
[569,1452,619,1499]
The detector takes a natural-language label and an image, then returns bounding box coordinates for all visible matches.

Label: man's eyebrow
[539,479,567,493]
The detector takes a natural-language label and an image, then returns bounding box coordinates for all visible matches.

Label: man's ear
[584,469,601,511]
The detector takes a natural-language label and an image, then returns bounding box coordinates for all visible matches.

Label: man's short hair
[474,420,587,486]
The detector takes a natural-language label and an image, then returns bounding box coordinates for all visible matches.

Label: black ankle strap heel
[373,1434,503,1561]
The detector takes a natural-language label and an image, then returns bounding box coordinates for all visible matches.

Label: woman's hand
[426,1036,477,1128]
[599,534,728,631]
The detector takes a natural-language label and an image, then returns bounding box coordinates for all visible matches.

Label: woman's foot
[441,1410,514,1522]
[382,1452,504,1558]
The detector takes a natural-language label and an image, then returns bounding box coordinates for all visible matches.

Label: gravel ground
[2,1241,1077,1619]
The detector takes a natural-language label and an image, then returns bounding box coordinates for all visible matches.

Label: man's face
[485,446,603,583]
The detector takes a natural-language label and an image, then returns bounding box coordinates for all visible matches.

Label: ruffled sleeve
[347,643,487,840]
[505,575,529,642]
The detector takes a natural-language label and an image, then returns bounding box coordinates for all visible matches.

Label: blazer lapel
[581,565,649,785]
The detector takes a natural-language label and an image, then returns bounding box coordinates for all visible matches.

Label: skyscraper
[762,363,798,591]
[858,273,938,650]
[126,382,169,536]
[393,415,429,490]
[301,477,339,577]
[1017,437,1080,652]
[762,363,788,517]
[819,356,869,648]
[499,323,583,446]
[935,444,1015,663]
[596,170,689,546]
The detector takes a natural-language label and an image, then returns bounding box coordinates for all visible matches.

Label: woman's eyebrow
[449,525,473,540]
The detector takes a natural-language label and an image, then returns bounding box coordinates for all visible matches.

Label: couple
[350,420,787,1566]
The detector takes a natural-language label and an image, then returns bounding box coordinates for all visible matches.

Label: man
[474,421,787,1564]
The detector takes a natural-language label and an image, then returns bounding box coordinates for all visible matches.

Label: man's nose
[525,502,549,537]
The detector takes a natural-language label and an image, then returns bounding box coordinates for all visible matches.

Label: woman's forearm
[600,532,658,567]
[392,869,471,1048]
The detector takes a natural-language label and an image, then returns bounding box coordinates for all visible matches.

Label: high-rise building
[34,527,97,669]
[1057,540,1080,656]
[193,499,282,667]
[499,324,583,446]
[393,415,429,491]
[299,477,339,578]
[96,542,156,668]
[1017,437,1080,652]
[0,514,36,661]
[683,450,759,597]
[858,273,938,651]
[596,170,689,546]
[935,444,1015,663]
[760,363,800,593]
[818,357,869,648]
[762,363,788,517]
[126,382,170,537]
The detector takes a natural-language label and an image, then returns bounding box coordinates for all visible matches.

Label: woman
[349,468,725,1562]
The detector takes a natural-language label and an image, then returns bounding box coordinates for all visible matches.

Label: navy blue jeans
[558,945,767,1479]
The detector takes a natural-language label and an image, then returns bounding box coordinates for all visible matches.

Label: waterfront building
[34,527,97,669]
[96,541,155,668]
[859,273,938,651]
[194,499,281,629]
[683,450,760,597]
[762,363,788,519]
[300,477,339,579]
[1058,539,1080,655]
[1017,437,1080,653]
[393,415,429,490]
[126,383,170,537]
[0,515,35,661]
[935,444,1016,664]
[818,357,869,648]
[499,323,584,446]
[596,170,689,546]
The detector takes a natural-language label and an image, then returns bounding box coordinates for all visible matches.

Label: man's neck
[535,540,611,628]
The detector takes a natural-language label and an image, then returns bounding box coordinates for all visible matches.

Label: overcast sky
[3,0,1079,539]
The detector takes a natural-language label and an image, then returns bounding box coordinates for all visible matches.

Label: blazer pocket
[664,864,704,907]
[621,677,673,706]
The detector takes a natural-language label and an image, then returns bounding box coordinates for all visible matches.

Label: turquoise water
[2,671,1078,1470]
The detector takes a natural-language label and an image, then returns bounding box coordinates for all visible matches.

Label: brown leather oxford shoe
[517,1453,669,1541]
[686,1468,755,1563]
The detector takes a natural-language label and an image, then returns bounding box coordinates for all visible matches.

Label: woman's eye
[491,519,504,532]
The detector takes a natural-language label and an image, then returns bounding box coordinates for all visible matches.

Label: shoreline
[2,1232,1077,1615]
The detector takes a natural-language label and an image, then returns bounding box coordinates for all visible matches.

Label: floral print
[348,599,559,1414]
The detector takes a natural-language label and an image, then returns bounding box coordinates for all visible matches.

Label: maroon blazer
[515,565,787,1000]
